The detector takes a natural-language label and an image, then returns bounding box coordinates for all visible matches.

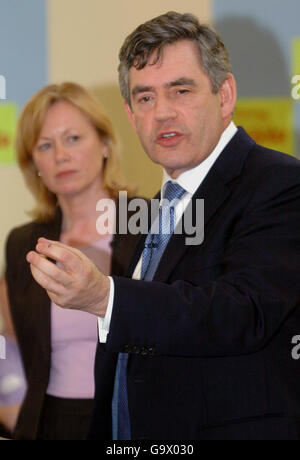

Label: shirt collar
[162,121,238,197]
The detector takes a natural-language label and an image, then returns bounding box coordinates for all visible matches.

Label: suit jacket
[89,127,300,440]
[5,203,140,440]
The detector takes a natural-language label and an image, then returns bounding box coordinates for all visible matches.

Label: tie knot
[162,181,186,203]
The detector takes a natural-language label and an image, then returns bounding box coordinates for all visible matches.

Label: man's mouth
[156,131,184,147]
[161,132,177,138]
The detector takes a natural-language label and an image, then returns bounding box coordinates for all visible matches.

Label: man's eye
[138,96,152,104]
[176,89,189,95]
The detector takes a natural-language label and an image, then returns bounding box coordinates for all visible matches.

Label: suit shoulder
[247,143,300,173]
[243,145,300,212]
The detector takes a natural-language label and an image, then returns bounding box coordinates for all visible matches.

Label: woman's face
[32,101,109,198]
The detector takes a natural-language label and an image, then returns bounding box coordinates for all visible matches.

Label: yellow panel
[0,103,17,164]
[234,98,294,156]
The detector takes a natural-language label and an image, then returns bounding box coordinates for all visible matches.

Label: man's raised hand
[26,237,110,317]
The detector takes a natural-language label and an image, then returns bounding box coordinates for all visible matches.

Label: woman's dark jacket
[5,205,139,440]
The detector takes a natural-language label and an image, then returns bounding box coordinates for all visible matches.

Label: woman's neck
[58,186,112,244]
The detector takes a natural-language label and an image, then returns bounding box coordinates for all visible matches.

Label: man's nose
[154,96,177,122]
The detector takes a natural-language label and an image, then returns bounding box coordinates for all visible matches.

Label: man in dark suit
[27,12,300,440]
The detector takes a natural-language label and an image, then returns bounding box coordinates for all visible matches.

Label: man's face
[125,40,236,179]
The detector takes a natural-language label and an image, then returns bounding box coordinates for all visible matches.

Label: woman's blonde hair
[16,82,133,222]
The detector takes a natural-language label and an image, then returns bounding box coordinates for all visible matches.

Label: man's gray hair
[118,11,232,106]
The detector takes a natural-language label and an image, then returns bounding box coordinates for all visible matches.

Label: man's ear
[124,101,137,133]
[218,74,237,119]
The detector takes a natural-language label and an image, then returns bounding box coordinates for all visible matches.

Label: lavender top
[46,235,113,399]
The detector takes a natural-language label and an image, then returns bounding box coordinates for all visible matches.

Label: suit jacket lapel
[153,169,231,281]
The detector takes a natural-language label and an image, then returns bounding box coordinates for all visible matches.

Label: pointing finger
[38,238,85,260]
[29,262,64,296]
[26,251,74,287]
[34,241,83,274]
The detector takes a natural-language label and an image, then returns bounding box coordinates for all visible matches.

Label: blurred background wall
[0,0,211,276]
[0,0,299,330]
[0,0,47,275]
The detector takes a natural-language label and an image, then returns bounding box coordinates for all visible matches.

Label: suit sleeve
[106,163,300,357]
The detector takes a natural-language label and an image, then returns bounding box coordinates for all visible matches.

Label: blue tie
[112,181,186,440]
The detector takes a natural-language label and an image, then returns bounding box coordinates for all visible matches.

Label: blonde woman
[2,82,138,440]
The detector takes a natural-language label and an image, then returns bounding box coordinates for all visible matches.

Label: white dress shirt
[98,122,238,342]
